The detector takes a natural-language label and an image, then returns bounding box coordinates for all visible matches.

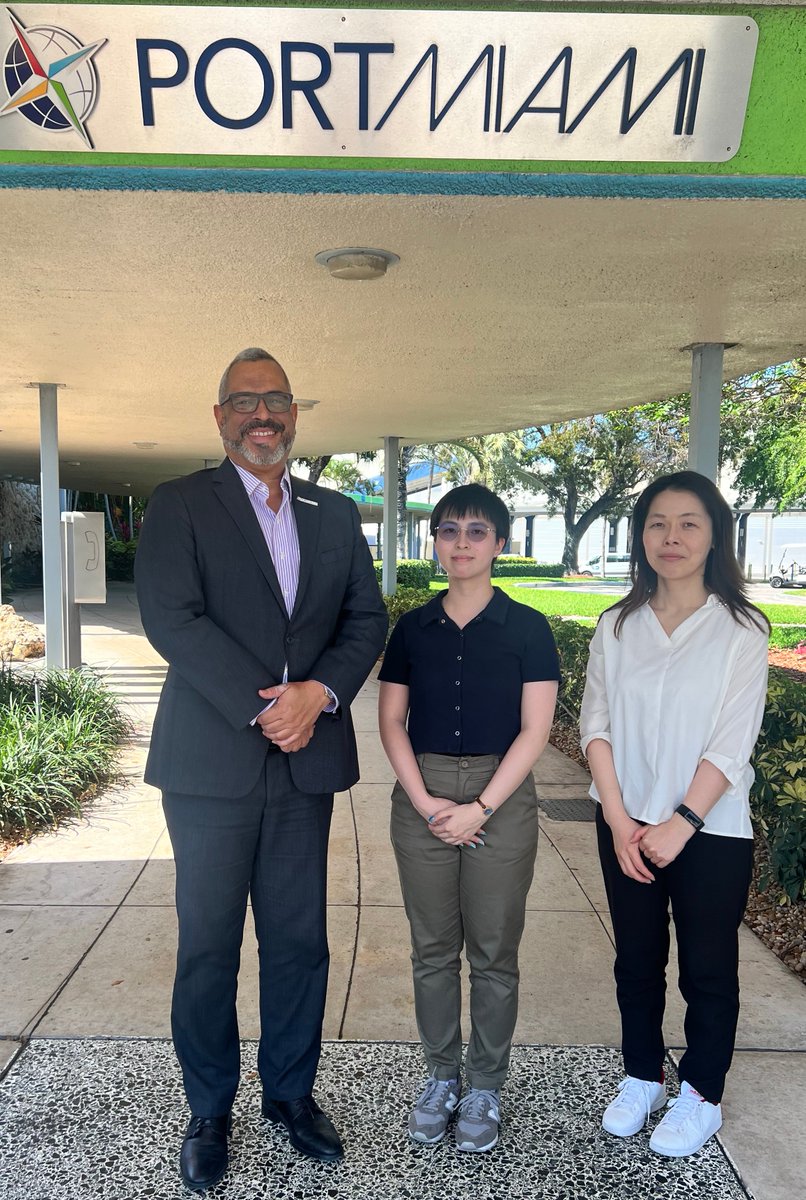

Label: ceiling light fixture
[315,247,399,281]
[133,441,158,449]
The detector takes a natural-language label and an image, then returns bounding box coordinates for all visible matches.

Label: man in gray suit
[135,348,387,1191]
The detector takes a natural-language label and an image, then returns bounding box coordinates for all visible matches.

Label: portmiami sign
[0,5,759,161]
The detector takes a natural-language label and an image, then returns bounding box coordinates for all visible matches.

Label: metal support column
[524,515,534,558]
[688,344,724,481]
[382,436,399,595]
[38,383,65,668]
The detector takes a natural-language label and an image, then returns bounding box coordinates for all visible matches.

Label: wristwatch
[474,797,494,817]
[675,803,704,832]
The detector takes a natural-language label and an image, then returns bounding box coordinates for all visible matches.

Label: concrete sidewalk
[1,584,804,1199]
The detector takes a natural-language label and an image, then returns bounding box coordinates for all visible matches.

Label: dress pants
[391,753,539,1090]
[163,751,333,1117]
[596,805,753,1104]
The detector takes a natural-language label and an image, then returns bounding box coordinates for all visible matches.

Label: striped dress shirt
[231,459,337,714]
[232,461,300,615]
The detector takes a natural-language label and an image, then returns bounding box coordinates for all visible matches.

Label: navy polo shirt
[379,588,561,756]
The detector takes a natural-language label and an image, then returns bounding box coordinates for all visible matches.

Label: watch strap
[675,803,704,832]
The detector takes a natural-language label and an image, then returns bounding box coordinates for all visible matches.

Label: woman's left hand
[429,804,487,847]
[635,818,695,869]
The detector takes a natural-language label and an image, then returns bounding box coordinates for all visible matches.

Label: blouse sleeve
[522,612,562,683]
[377,617,410,685]
[579,618,611,754]
[699,621,769,787]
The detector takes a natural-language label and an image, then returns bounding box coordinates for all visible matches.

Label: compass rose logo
[1,8,106,147]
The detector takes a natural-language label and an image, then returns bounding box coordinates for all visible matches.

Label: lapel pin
[297,496,319,506]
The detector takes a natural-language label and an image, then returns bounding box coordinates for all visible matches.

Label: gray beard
[222,429,295,467]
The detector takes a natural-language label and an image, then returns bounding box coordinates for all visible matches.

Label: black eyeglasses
[434,521,495,543]
[221,391,294,414]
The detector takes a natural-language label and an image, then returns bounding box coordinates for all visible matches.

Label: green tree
[719,361,806,511]
[419,408,686,572]
[296,451,376,489]
[296,454,332,484]
[500,408,687,571]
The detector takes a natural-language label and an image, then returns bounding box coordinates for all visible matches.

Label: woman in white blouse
[580,471,769,1158]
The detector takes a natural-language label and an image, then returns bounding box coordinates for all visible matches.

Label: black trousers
[596,806,753,1104]
[163,753,334,1117]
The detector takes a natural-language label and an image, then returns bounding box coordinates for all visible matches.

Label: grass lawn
[430,579,806,626]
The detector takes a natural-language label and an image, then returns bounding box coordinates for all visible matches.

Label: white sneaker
[649,1080,723,1157]
[602,1076,667,1137]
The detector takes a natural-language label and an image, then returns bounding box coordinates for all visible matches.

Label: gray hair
[218,347,290,404]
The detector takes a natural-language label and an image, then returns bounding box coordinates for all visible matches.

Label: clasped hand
[255,681,327,752]
[635,817,694,870]
[611,814,694,883]
[422,798,486,847]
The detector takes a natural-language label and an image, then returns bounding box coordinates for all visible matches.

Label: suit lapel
[212,459,286,613]
[290,475,321,617]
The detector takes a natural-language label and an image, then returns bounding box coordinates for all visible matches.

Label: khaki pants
[390,753,539,1090]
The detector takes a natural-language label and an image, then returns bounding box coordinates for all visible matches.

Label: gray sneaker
[408,1075,461,1144]
[454,1087,500,1152]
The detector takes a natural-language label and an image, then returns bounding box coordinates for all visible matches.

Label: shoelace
[418,1078,456,1113]
[658,1090,703,1133]
[616,1078,657,1124]
[457,1088,498,1120]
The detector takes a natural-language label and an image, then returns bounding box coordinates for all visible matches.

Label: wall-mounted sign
[0,5,759,162]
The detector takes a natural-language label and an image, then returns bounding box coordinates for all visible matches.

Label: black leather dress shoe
[180,1114,231,1191]
[262,1095,344,1162]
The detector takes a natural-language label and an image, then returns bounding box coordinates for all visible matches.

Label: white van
[579,553,632,577]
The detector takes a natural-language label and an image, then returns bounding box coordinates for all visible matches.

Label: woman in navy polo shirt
[379,484,560,1153]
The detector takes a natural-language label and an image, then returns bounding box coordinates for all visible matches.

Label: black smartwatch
[675,804,704,832]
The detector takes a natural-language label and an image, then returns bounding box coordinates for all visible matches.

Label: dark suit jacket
[134,460,388,798]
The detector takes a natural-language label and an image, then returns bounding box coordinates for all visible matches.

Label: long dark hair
[611,471,769,637]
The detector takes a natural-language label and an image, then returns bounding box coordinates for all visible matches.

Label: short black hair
[430,483,511,542]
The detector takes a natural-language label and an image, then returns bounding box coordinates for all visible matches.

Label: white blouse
[579,596,769,839]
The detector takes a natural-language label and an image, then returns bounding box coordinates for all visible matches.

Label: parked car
[579,553,632,577]
[770,545,806,589]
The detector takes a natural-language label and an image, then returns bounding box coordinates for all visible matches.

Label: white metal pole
[688,344,724,481]
[382,436,399,595]
[38,383,66,668]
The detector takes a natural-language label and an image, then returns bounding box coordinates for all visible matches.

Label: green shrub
[374,559,436,589]
[546,617,594,722]
[3,548,43,591]
[105,537,138,581]
[750,667,806,904]
[493,557,565,578]
[767,626,806,650]
[382,587,433,635]
[0,666,130,842]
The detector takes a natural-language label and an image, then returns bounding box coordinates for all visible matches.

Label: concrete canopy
[1,182,805,494]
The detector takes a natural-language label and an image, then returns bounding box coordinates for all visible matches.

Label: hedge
[374,559,436,589]
[493,557,565,578]
[105,538,138,581]
[750,668,806,903]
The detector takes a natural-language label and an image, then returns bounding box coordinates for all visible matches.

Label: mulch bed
[768,646,806,683]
